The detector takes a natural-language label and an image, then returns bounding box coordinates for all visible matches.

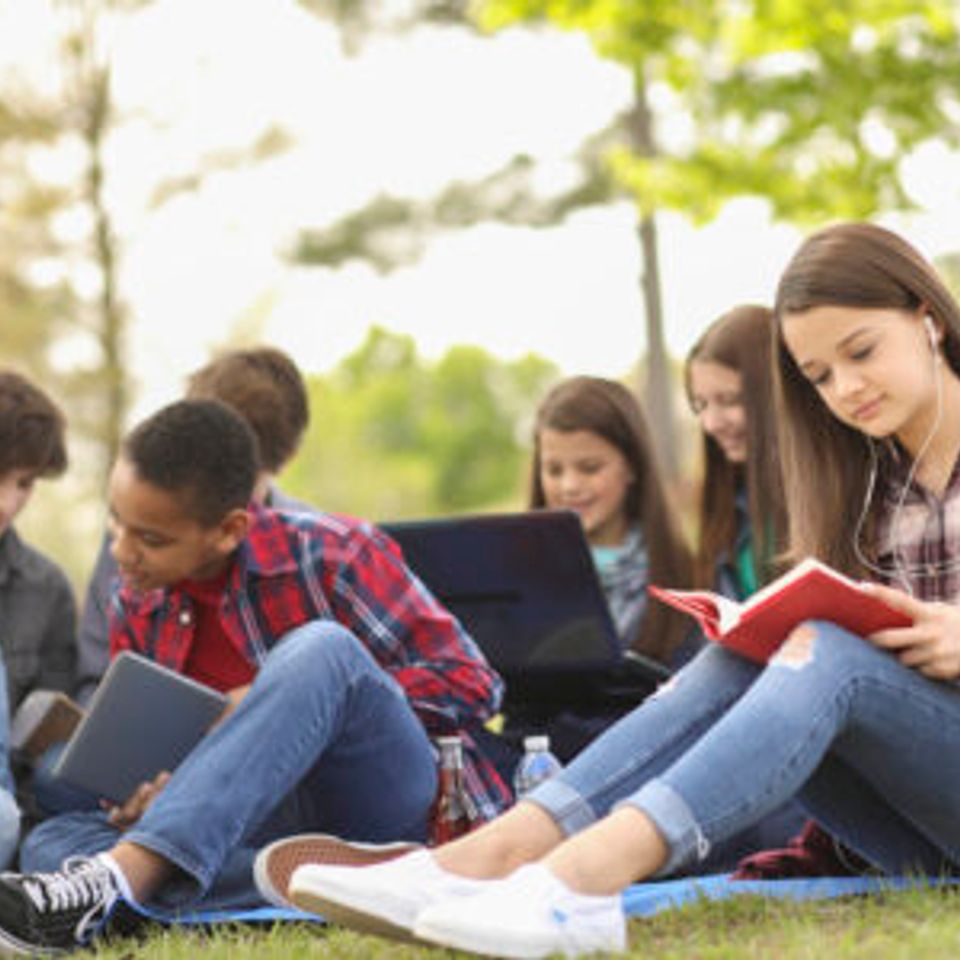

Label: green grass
[88,887,960,959]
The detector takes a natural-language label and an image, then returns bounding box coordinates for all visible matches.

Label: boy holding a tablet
[0,398,507,954]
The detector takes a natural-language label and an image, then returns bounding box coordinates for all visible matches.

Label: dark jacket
[0,528,76,710]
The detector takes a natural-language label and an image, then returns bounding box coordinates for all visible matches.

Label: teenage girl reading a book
[502,376,695,761]
[283,222,960,958]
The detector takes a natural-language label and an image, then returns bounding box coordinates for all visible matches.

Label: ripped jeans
[527,622,960,876]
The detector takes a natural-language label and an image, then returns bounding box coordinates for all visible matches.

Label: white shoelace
[22,861,114,915]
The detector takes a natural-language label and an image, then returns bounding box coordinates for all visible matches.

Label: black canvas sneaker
[0,857,121,955]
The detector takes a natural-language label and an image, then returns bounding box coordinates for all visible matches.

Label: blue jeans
[30,742,100,815]
[21,622,438,910]
[0,667,19,870]
[529,623,960,876]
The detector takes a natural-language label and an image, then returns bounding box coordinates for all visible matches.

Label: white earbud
[925,316,939,354]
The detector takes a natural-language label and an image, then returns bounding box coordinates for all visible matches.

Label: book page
[715,594,746,634]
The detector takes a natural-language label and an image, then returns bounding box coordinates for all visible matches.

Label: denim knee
[265,621,382,686]
[20,811,120,872]
[770,619,888,685]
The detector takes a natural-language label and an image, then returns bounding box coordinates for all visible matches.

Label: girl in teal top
[528,376,694,667]
[503,376,695,763]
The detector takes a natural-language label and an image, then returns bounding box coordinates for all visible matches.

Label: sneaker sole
[253,834,422,909]
[417,916,624,960]
[288,882,420,944]
[0,926,64,956]
[416,918,553,960]
[416,908,627,959]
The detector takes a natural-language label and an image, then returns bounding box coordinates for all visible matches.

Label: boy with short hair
[0,398,507,954]
[0,371,76,710]
[0,370,77,865]
[185,344,310,502]
[75,346,314,703]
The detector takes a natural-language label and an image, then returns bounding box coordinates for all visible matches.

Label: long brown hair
[528,376,693,663]
[774,222,960,574]
[684,305,786,587]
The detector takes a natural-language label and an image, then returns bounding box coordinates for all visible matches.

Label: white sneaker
[413,863,627,958]
[288,849,491,941]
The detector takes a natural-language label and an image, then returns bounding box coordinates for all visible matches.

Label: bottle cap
[523,734,550,751]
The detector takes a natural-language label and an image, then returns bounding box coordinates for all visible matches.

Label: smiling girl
[529,376,694,668]
[288,223,960,958]
[502,377,695,762]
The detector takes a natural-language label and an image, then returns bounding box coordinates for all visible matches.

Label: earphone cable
[850,334,948,595]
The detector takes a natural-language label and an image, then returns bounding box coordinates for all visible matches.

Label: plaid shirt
[109,505,511,821]
[873,447,960,602]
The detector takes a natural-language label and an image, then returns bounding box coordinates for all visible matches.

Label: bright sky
[7,0,960,422]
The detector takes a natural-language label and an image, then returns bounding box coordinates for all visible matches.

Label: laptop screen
[379,510,623,678]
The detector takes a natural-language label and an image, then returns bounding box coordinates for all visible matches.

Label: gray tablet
[52,651,228,804]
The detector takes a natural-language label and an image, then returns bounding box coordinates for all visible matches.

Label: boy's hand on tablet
[104,770,171,830]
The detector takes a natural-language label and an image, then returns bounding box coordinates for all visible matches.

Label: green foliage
[0,92,77,377]
[474,0,960,224]
[297,0,477,54]
[293,152,619,273]
[935,250,960,304]
[281,326,559,519]
[150,125,294,208]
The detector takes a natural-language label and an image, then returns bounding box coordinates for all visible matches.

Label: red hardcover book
[648,557,913,664]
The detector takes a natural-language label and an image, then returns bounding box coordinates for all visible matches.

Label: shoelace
[22,863,112,915]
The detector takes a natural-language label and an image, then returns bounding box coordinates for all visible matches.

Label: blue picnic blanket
[123,872,957,928]
[623,872,959,916]
[126,902,321,927]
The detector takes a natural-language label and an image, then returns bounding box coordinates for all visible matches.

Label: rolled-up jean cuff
[616,778,708,877]
[523,777,600,837]
[121,830,206,908]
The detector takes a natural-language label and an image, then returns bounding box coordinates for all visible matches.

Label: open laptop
[379,510,670,708]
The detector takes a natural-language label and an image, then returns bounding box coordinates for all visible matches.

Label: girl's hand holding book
[861,582,960,681]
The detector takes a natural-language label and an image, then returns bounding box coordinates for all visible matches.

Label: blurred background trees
[284,326,558,520]
[293,0,960,478]
[3,0,293,491]
[5,0,960,592]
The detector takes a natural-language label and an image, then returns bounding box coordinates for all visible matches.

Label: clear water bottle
[513,734,563,799]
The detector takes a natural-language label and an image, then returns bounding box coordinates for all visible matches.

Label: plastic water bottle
[513,734,563,799]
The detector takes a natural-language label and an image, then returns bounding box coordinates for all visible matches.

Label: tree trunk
[85,64,126,485]
[629,68,678,480]
[67,0,128,489]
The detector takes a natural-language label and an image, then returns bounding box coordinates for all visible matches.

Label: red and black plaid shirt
[109,505,511,821]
